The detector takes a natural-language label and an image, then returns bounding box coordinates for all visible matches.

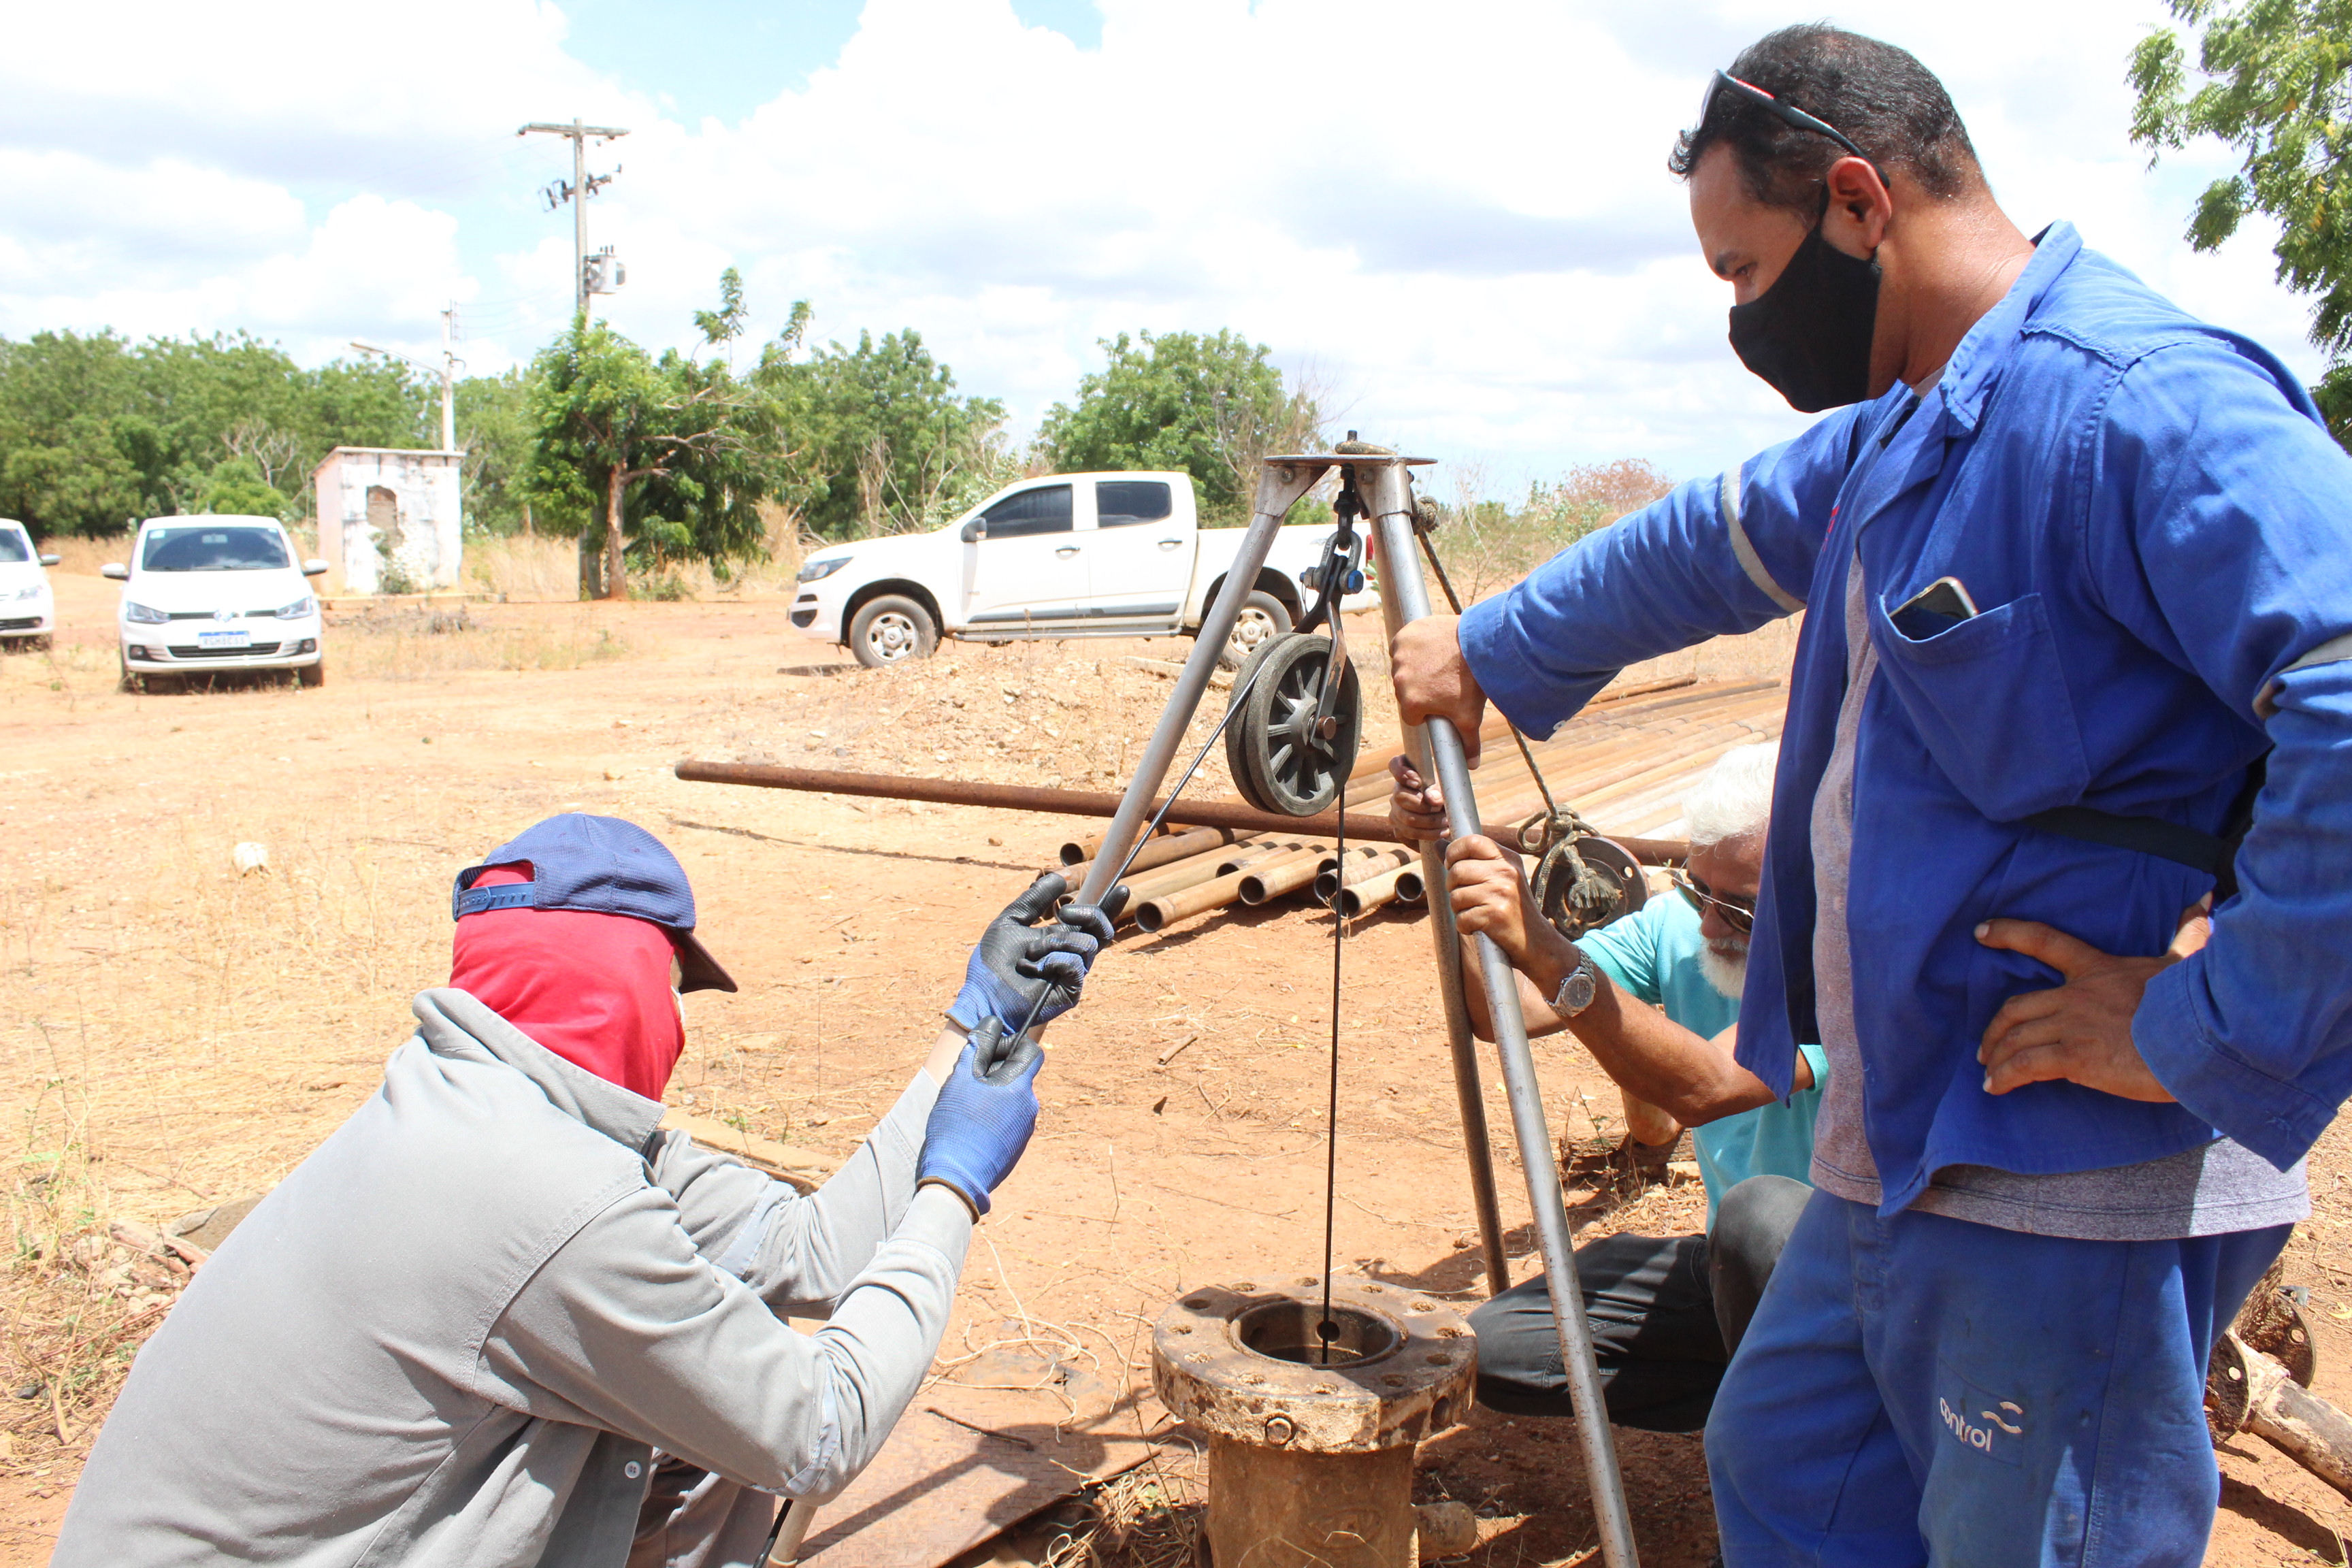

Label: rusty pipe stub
[1152,1275,1475,1454]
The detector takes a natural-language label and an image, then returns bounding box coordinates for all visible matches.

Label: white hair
[1684,741,1779,849]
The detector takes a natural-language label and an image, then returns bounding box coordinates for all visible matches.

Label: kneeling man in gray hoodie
[54,813,1120,1568]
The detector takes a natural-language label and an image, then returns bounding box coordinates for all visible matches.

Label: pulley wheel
[1222,632,1363,817]
[1528,832,1646,941]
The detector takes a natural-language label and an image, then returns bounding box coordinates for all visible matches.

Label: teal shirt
[1578,894,1829,1229]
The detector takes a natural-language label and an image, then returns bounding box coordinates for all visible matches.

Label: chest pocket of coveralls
[1866,585,2093,822]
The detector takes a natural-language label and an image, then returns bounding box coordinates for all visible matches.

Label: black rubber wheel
[849,595,938,668]
[1222,632,1363,816]
[1216,590,1291,671]
[297,657,326,689]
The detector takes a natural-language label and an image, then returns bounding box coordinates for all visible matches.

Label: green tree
[2130,0,2352,442]
[455,366,580,538]
[527,272,785,598]
[1034,329,1323,524]
[0,327,429,536]
[193,455,286,517]
[764,327,1009,539]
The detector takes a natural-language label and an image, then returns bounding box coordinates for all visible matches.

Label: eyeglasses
[1670,866,1757,935]
[1703,69,1885,186]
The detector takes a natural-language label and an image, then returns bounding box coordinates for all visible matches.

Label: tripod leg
[1066,459,1331,909]
[1374,554,1511,1299]
[1369,467,1640,1568]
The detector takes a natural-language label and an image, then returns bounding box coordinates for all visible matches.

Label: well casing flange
[1152,1274,1476,1566]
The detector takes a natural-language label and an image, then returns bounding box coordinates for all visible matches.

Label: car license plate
[197,628,252,649]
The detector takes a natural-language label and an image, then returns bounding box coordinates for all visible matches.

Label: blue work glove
[945,873,1130,1035]
[918,1019,1045,1217]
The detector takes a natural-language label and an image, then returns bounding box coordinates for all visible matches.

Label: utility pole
[437,305,457,451]
[518,118,630,318]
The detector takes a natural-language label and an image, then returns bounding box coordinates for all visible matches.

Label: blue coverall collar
[1933,221,2082,434]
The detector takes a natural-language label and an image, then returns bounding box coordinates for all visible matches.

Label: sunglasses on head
[1703,69,1886,188]
[1671,866,1757,935]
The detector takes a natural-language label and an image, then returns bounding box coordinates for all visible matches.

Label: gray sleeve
[647,1071,938,1316]
[478,1182,973,1500]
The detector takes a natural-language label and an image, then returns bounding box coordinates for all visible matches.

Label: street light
[351,325,459,453]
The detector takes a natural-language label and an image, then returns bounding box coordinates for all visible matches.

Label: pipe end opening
[1234,1301,1400,1367]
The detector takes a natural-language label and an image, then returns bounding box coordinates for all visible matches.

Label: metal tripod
[1072,453,1641,1568]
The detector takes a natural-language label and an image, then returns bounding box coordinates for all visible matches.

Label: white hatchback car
[103,517,329,689]
[0,518,60,649]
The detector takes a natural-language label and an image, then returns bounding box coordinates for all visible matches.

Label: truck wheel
[1218,591,1292,670]
[850,595,938,668]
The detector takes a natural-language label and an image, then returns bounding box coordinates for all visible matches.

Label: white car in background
[789,471,1377,668]
[0,519,60,649]
[103,517,330,690]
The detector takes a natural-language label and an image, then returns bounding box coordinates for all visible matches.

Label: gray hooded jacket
[52,987,971,1567]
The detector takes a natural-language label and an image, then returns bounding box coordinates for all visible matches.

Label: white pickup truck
[787,471,1375,668]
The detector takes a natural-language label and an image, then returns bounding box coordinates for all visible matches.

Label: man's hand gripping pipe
[975,462,1336,1052]
[1366,462,1641,1568]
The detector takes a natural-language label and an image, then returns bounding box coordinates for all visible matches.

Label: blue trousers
[1705,1190,2289,1567]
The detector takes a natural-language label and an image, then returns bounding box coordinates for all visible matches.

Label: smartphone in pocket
[1890,575,1979,640]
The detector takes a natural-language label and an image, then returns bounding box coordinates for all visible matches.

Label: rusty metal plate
[794,1350,1166,1568]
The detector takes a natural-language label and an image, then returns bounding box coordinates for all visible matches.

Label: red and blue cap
[452,813,738,993]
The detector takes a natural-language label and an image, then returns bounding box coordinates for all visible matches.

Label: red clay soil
[1,581,2346,1567]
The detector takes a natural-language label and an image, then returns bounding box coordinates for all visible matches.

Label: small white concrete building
[312,447,463,595]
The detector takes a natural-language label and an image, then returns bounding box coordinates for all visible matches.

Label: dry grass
[460,536,581,602]
[0,642,121,710]
[31,539,126,578]
[327,604,632,680]
[463,502,813,604]
[1036,1458,1207,1568]
[0,608,634,696]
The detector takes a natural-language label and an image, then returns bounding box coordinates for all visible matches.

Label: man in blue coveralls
[1394,742,1822,1433]
[1390,24,2352,1566]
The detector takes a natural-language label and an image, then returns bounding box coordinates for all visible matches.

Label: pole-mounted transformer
[517,118,630,319]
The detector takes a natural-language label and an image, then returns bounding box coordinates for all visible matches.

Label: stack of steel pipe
[1313,845,1414,903]
[676,676,1770,941]
[1335,863,1426,918]
[1132,837,1328,932]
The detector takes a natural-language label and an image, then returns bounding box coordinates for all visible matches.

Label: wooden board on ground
[796,1351,1167,1568]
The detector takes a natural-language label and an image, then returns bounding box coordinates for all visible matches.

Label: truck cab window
[1096,480,1173,527]
[979,485,1073,540]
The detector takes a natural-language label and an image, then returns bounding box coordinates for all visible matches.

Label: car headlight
[274,595,317,620]
[123,601,169,624]
[10,584,41,601]
[796,557,849,584]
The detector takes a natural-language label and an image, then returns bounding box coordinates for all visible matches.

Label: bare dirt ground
[3,568,2349,1566]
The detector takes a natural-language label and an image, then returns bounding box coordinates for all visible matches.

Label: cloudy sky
[0,0,2316,490]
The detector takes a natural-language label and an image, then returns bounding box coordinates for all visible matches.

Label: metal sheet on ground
[795,1354,1167,1568]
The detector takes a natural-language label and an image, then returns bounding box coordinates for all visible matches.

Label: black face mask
[1727,217,1882,412]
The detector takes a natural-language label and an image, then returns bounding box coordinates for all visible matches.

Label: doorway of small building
[366,485,417,594]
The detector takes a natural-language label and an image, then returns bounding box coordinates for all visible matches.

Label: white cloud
[0,0,2330,487]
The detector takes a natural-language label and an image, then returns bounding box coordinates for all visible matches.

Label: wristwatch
[1550,951,1599,1017]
